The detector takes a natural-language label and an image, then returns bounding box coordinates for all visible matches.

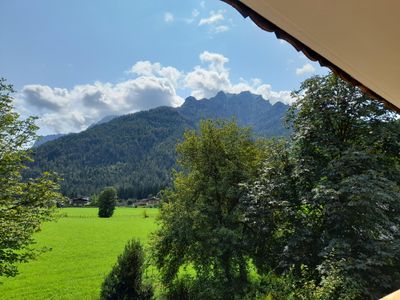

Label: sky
[0,0,327,135]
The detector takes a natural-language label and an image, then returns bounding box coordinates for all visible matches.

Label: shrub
[100,239,153,300]
[98,187,117,218]
[89,194,99,207]
[165,276,192,300]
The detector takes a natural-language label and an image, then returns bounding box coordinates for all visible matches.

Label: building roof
[222,0,400,112]
[70,197,89,202]
[380,289,400,300]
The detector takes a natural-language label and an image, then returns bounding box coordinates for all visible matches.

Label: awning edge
[221,0,400,113]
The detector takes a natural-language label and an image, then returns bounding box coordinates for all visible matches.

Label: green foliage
[27,107,192,199]
[163,275,192,300]
[240,139,295,273]
[0,78,63,279]
[243,73,400,299]
[89,194,99,207]
[152,120,266,299]
[244,264,363,300]
[100,239,153,300]
[98,187,117,218]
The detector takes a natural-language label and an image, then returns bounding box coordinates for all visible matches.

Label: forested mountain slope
[28,92,289,198]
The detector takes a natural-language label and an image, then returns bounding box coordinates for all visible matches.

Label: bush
[98,187,117,218]
[100,239,153,300]
[89,194,99,207]
[165,276,192,300]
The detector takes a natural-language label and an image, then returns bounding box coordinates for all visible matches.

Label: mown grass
[0,207,158,300]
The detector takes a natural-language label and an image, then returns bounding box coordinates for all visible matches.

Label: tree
[243,73,400,298]
[151,120,265,299]
[240,139,296,274]
[0,78,63,279]
[89,193,99,207]
[100,239,152,300]
[98,187,117,218]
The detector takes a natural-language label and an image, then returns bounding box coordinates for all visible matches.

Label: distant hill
[33,115,118,147]
[87,115,117,129]
[33,134,66,147]
[27,91,290,198]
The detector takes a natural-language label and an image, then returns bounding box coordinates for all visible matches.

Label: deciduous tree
[152,120,265,299]
[0,78,62,279]
[98,187,117,218]
[243,74,400,299]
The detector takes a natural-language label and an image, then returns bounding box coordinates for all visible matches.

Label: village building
[133,197,160,207]
[69,197,90,207]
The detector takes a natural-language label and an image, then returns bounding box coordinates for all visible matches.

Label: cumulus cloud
[127,61,183,88]
[22,85,70,111]
[18,77,183,134]
[296,63,316,75]
[199,51,228,72]
[185,51,294,104]
[185,51,230,98]
[164,12,174,23]
[17,51,294,134]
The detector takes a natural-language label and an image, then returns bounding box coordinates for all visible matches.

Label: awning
[222,0,400,112]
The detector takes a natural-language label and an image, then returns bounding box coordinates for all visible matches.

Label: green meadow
[0,207,158,300]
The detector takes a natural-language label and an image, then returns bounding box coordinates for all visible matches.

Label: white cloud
[199,51,229,72]
[199,11,224,26]
[214,25,229,33]
[22,85,70,111]
[198,10,230,34]
[17,52,294,134]
[184,51,294,104]
[19,77,183,134]
[296,63,316,76]
[164,12,174,23]
[200,1,206,8]
[127,61,183,88]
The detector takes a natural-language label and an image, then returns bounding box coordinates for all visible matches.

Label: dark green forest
[27,107,192,198]
[26,91,290,199]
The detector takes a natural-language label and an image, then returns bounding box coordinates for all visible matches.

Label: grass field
[0,207,158,300]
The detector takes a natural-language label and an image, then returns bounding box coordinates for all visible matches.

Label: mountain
[27,107,192,198]
[27,91,290,198]
[87,115,118,129]
[33,115,118,147]
[33,134,66,147]
[178,91,289,137]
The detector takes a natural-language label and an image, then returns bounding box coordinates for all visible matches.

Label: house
[133,197,160,207]
[69,197,90,207]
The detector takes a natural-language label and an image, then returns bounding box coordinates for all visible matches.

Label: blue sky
[0,0,327,134]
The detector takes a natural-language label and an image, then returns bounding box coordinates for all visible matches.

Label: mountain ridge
[27,91,290,198]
